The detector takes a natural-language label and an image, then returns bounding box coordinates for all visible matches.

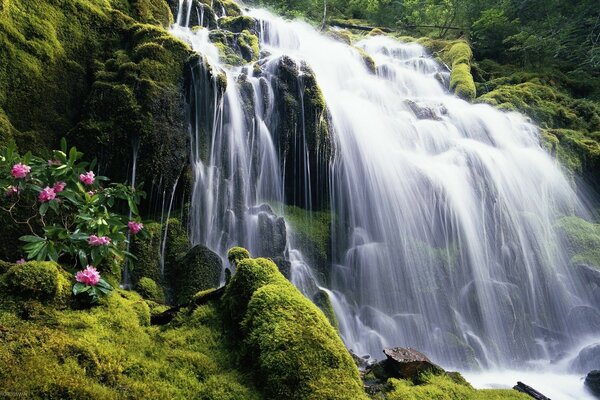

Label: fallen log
[513,381,551,400]
[329,20,392,33]
[150,286,226,325]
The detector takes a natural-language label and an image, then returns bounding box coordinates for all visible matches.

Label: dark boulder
[169,245,223,304]
[585,370,600,398]
[371,347,445,382]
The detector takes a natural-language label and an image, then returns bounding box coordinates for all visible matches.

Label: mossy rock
[312,289,339,331]
[135,277,165,303]
[445,42,476,101]
[170,245,222,305]
[209,29,260,66]
[243,280,368,399]
[271,57,332,210]
[3,261,70,303]
[227,246,251,267]
[221,257,284,330]
[219,15,256,33]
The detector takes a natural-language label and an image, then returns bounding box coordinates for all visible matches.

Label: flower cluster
[75,265,101,286]
[88,235,111,246]
[38,187,56,203]
[73,265,113,304]
[11,163,30,179]
[80,171,95,185]
[128,221,144,234]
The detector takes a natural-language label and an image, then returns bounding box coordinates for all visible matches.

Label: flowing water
[170,1,600,396]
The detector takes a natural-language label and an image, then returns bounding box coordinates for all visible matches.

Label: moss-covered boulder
[444,42,476,101]
[209,29,260,66]
[227,246,251,267]
[135,277,165,303]
[170,245,223,304]
[221,256,367,399]
[2,261,70,304]
[219,15,257,34]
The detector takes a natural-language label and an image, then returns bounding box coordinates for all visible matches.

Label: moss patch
[555,216,600,269]
[384,374,528,400]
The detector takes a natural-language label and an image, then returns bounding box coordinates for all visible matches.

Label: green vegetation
[0,263,261,399]
[384,373,529,400]
[227,246,251,266]
[445,42,476,100]
[2,261,70,303]
[135,277,165,303]
[222,255,367,400]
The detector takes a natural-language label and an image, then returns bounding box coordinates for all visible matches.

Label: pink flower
[53,181,66,193]
[47,159,61,166]
[15,258,25,265]
[75,265,101,286]
[88,235,111,246]
[128,221,144,234]
[79,171,95,185]
[5,186,19,197]
[38,187,56,202]
[87,191,94,197]
[11,163,31,179]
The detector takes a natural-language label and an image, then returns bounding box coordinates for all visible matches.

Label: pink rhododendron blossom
[38,187,56,202]
[16,258,25,265]
[5,186,19,197]
[75,265,101,286]
[88,235,111,246]
[11,163,31,179]
[87,191,94,196]
[128,221,144,234]
[79,171,95,185]
[53,181,66,193]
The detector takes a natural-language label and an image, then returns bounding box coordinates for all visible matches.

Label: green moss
[130,222,162,284]
[219,16,256,33]
[132,0,173,27]
[227,246,251,267]
[220,0,242,17]
[221,257,284,330]
[243,280,367,399]
[2,261,70,303]
[135,277,165,303]
[0,288,260,399]
[385,374,528,400]
[312,289,339,331]
[555,216,600,269]
[445,42,476,101]
[368,28,386,36]
[283,204,332,283]
[354,46,376,73]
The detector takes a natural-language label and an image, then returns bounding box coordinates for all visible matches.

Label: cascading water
[171,2,599,396]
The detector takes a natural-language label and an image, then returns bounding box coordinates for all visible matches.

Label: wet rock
[372,347,445,382]
[405,99,442,120]
[585,371,600,398]
[571,343,600,373]
[219,15,257,34]
[567,305,600,335]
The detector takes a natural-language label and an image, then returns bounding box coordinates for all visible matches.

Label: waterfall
[170,1,600,378]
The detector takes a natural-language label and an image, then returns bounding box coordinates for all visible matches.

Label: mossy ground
[0,262,260,399]
[383,374,529,400]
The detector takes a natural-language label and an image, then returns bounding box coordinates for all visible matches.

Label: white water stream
[171,2,600,397]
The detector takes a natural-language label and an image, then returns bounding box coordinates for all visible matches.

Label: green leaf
[39,202,49,216]
[19,235,45,243]
[78,249,88,266]
[60,137,67,153]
